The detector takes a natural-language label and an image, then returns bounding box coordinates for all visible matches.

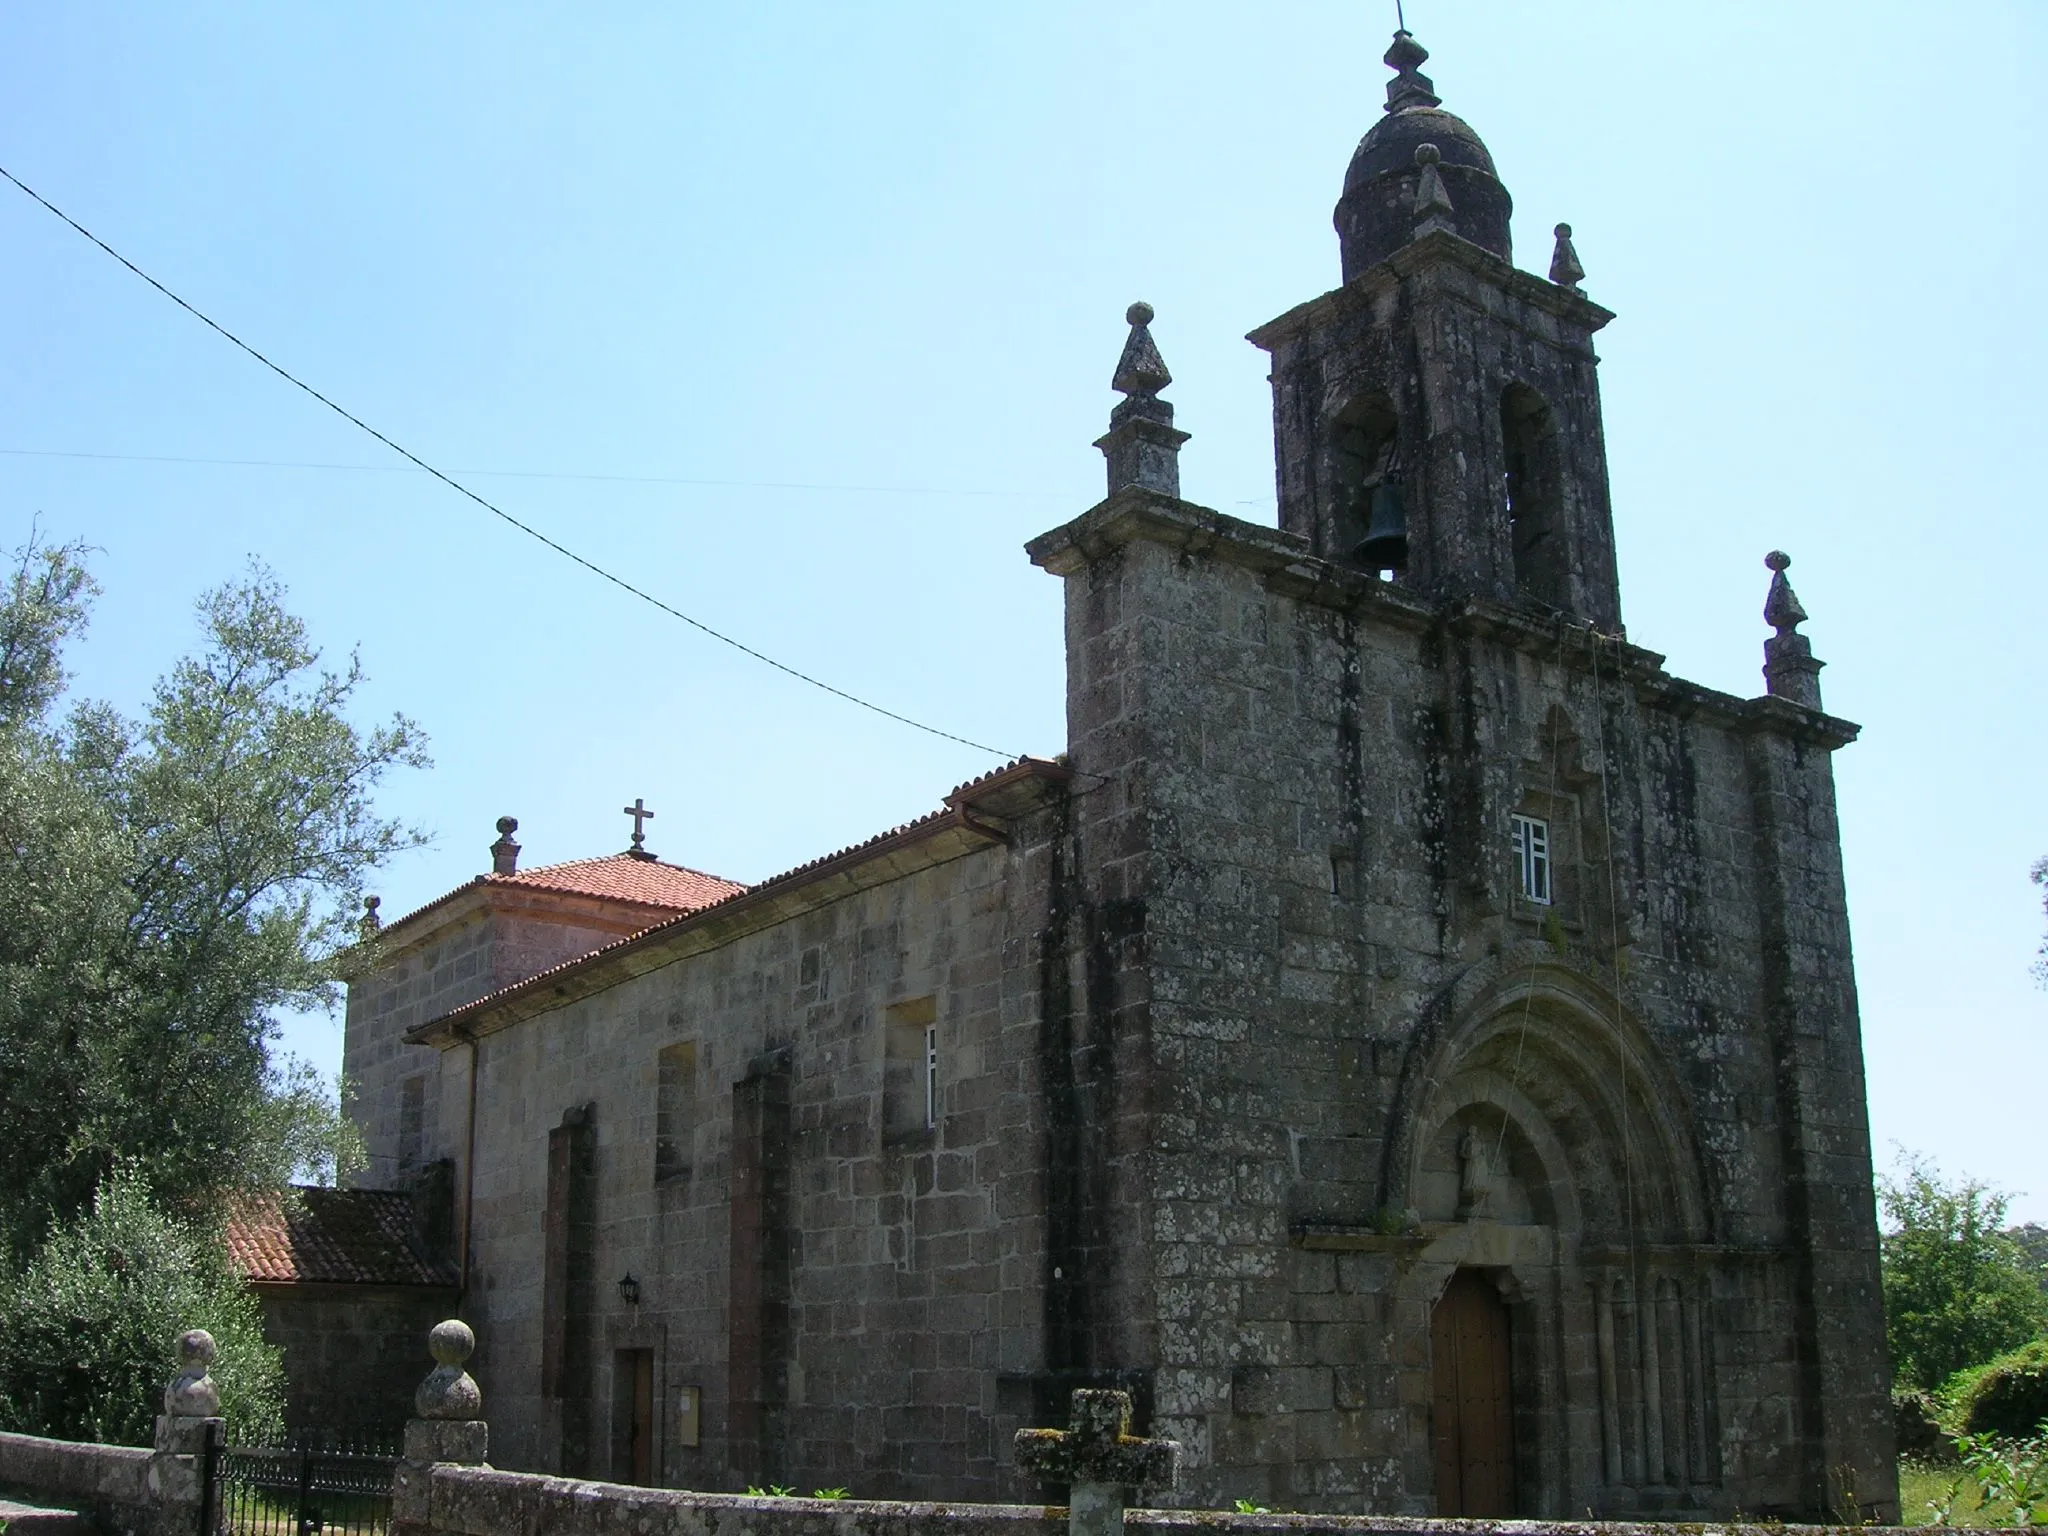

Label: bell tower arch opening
[1331,393,1404,575]
[1501,383,1568,610]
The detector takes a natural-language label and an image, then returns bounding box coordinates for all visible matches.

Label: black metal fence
[206,1427,399,1536]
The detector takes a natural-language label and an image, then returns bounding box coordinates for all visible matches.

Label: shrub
[0,1171,283,1445]
[1949,1338,2048,1440]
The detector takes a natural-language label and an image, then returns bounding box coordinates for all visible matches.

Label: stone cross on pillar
[1015,1390,1178,1536]
[621,798,656,860]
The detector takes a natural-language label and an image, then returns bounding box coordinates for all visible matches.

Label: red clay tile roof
[409,756,1070,1040]
[487,855,744,910]
[378,854,744,937]
[226,1187,459,1287]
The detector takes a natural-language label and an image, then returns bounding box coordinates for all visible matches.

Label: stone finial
[164,1329,220,1418]
[1412,143,1456,239]
[1094,303,1190,499]
[416,1320,482,1421]
[399,1320,489,1479]
[1016,1389,1178,1536]
[1764,550,1808,635]
[1384,30,1441,114]
[358,894,381,939]
[489,815,520,876]
[1760,551,1824,709]
[1549,222,1586,290]
[1110,302,1170,398]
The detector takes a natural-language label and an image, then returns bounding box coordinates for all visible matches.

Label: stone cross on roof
[621,798,656,861]
[1015,1389,1177,1536]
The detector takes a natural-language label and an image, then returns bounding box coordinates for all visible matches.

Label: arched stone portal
[1386,952,1723,1517]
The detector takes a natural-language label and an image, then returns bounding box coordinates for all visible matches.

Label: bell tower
[1249,30,1623,630]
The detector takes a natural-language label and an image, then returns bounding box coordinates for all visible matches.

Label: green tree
[2034,856,2048,986]
[0,536,426,1253]
[0,1169,284,1444]
[1880,1152,2048,1392]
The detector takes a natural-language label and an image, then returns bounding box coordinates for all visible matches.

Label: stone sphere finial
[1765,550,1791,572]
[165,1329,221,1418]
[1125,301,1154,328]
[495,815,518,836]
[1414,142,1441,167]
[417,1319,483,1421]
[1555,222,1572,239]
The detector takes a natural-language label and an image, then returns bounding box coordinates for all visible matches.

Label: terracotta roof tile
[486,855,743,910]
[414,756,1069,1035]
[226,1187,459,1287]
[378,855,744,936]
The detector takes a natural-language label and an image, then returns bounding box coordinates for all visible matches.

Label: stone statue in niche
[1457,1126,1501,1221]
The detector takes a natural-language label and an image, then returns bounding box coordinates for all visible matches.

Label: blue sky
[4,2,2043,1218]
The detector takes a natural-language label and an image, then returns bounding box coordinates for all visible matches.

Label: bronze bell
[1354,479,1408,571]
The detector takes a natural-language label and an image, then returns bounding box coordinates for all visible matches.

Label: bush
[1949,1338,2048,1440]
[0,1171,283,1445]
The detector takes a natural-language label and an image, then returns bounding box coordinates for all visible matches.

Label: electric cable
[0,163,1017,759]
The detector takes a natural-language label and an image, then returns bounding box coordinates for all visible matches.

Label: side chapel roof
[375,852,745,938]
[226,1187,459,1288]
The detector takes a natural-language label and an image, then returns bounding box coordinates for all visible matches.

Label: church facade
[343,29,1894,1521]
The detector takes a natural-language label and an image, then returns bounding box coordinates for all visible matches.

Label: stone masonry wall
[434,825,1071,1500]
[253,1285,461,1434]
[1039,491,1891,1521]
[346,901,678,1188]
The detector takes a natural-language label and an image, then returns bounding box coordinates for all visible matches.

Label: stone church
[332,27,1895,1523]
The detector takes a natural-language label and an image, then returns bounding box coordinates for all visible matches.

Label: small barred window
[1511,814,1552,905]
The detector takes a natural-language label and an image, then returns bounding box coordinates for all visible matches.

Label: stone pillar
[146,1329,224,1536]
[391,1320,488,1536]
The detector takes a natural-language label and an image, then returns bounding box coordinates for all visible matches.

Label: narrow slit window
[923,1024,938,1130]
[1511,814,1552,905]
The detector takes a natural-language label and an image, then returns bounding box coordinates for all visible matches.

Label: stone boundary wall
[0,1430,154,1536]
[408,1463,1936,1536]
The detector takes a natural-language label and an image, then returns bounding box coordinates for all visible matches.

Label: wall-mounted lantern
[617,1273,640,1306]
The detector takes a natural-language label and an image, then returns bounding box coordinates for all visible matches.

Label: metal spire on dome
[1384,30,1441,114]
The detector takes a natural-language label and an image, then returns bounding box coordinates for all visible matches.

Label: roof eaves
[406,755,1068,1047]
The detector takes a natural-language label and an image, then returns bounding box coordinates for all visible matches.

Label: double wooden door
[1430,1268,1517,1516]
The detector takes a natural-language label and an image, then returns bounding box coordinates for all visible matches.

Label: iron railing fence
[209,1427,399,1536]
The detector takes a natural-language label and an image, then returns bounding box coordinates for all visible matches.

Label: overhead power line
[0,163,1015,759]
[0,445,1072,498]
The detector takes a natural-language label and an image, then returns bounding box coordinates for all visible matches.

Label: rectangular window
[654,1041,697,1182]
[399,1073,426,1168]
[884,996,938,1141]
[1511,814,1552,905]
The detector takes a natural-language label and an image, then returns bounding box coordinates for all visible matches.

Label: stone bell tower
[1250,30,1622,629]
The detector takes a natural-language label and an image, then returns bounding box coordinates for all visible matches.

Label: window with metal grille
[1511,813,1552,905]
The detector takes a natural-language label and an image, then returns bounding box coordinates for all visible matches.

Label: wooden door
[625,1350,655,1485]
[1430,1269,1516,1516]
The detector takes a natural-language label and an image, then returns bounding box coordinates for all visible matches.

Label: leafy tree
[0,1169,283,1444]
[0,536,426,1253]
[2035,856,2048,986]
[2012,1224,2048,1297]
[1880,1151,2048,1392]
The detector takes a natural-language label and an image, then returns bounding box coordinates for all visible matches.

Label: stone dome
[1334,34,1514,282]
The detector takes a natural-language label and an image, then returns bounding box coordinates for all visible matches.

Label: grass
[1898,1457,2034,1526]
